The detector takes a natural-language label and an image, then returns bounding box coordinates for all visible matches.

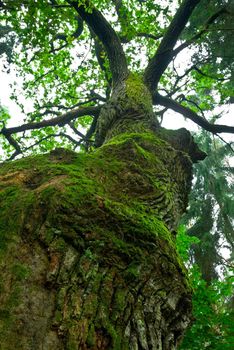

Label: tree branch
[143,0,201,92]
[38,96,106,114]
[90,30,112,87]
[153,93,234,134]
[120,32,163,43]
[173,7,228,58]
[68,0,128,86]
[0,106,101,135]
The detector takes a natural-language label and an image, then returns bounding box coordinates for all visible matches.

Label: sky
[1,68,233,144]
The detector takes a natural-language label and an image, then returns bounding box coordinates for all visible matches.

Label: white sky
[0,69,233,141]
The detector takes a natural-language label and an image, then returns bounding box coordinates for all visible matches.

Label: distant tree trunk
[0,79,205,350]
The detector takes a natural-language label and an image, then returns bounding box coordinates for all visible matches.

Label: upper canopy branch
[143,0,201,92]
[68,0,129,86]
[173,7,228,58]
[153,93,234,135]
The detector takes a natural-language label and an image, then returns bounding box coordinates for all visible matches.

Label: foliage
[0,0,233,158]
[179,266,234,350]
[181,131,234,282]
[176,226,234,350]
[176,224,200,263]
[175,130,234,349]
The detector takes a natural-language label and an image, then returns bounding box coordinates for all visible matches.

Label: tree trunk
[0,84,205,349]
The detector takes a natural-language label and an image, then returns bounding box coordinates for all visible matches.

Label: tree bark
[0,88,205,349]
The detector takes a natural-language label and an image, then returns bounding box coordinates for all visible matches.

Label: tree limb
[0,106,101,135]
[89,30,112,87]
[68,0,128,86]
[173,7,228,58]
[143,0,201,92]
[120,32,163,43]
[153,93,234,134]
[37,96,106,113]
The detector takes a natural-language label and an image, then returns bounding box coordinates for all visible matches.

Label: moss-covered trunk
[0,127,204,349]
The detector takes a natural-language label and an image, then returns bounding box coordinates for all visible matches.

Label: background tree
[177,131,234,349]
[0,0,233,349]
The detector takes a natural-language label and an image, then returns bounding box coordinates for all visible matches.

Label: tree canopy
[0,0,233,160]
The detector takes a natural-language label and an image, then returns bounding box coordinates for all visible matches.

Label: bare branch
[214,134,234,153]
[2,133,21,156]
[144,0,201,92]
[58,132,83,146]
[90,31,112,86]
[192,66,227,82]
[68,122,86,139]
[153,93,234,134]
[38,96,105,113]
[85,114,98,141]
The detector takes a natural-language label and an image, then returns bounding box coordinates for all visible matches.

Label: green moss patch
[0,131,192,349]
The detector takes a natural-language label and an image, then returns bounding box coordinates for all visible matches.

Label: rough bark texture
[0,126,201,349]
[95,73,156,147]
[0,76,206,349]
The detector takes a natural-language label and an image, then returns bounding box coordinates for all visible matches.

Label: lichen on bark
[0,130,198,349]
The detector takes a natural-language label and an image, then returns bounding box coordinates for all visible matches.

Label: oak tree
[0,0,233,349]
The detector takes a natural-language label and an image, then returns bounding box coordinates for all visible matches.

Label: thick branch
[68,0,128,86]
[153,93,234,134]
[173,7,228,57]
[1,106,101,135]
[144,0,201,92]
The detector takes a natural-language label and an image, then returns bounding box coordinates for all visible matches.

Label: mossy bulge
[0,131,193,349]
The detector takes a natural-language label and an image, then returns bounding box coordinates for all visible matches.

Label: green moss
[0,130,185,263]
[0,130,192,347]
[86,323,96,347]
[66,339,77,350]
[0,282,23,340]
[112,289,127,322]
[10,263,30,281]
[51,237,66,252]
[54,310,63,323]
[101,132,170,160]
[124,262,140,281]
[125,72,152,113]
